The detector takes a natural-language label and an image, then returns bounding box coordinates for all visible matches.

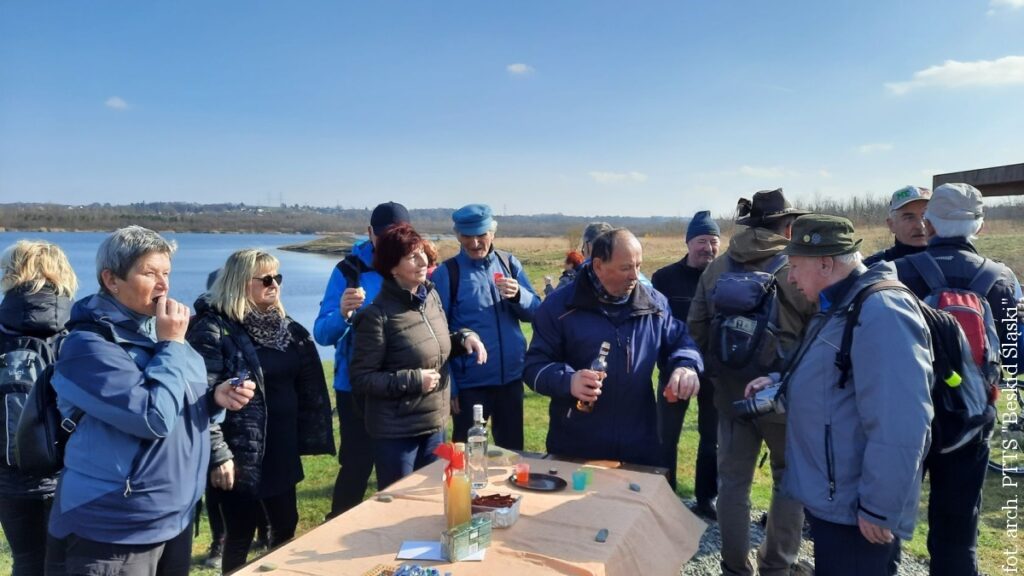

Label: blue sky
[2,1,1022,217]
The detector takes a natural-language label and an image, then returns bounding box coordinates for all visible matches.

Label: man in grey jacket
[746,215,933,575]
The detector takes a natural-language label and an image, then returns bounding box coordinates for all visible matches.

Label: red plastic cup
[493,272,505,283]
[515,462,530,485]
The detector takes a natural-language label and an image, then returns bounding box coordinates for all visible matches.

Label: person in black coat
[0,240,77,576]
[187,249,335,573]
[650,211,721,519]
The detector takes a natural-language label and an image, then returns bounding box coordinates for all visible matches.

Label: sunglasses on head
[253,274,283,287]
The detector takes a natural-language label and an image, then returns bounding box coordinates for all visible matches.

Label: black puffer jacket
[0,285,71,497]
[186,297,334,494]
[349,279,472,439]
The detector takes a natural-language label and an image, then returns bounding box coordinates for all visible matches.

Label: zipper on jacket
[124,477,132,497]
[825,424,836,501]
[420,308,443,373]
[625,335,633,374]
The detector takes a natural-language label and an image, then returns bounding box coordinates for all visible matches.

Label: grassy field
[2,222,1021,574]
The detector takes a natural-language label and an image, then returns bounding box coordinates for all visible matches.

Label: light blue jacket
[431,248,540,393]
[782,263,933,540]
[49,293,214,544]
[314,240,383,393]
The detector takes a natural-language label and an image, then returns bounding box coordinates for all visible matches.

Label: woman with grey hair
[45,226,255,576]
[186,248,334,573]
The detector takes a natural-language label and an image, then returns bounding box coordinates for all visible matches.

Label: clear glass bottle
[467,404,489,489]
[446,443,472,529]
[576,341,611,413]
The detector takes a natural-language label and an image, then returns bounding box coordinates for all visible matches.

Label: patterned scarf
[243,307,292,351]
[586,265,631,305]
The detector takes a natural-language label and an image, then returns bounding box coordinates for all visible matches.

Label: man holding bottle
[523,228,704,467]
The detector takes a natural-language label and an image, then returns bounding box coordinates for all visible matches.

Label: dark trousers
[372,430,445,491]
[657,376,718,498]
[45,522,193,576]
[807,513,900,576]
[204,486,226,543]
[329,390,375,518]
[0,495,52,576]
[451,380,524,450]
[220,487,298,573]
[926,434,988,576]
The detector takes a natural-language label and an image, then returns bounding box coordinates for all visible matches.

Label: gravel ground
[679,500,931,576]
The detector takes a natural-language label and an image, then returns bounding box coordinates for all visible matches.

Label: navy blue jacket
[523,265,703,466]
[49,293,215,545]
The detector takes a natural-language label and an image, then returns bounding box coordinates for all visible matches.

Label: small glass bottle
[576,341,611,413]
[467,404,489,489]
[446,444,472,529]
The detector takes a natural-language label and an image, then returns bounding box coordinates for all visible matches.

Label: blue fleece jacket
[431,248,540,393]
[48,293,214,545]
[313,241,384,393]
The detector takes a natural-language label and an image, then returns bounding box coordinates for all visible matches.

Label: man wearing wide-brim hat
[746,214,933,575]
[688,188,815,576]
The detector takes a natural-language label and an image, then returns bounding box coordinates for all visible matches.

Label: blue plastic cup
[572,469,587,491]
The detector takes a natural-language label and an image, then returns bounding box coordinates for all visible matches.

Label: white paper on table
[396,540,485,561]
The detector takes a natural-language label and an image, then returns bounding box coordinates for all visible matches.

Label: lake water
[0,231,342,358]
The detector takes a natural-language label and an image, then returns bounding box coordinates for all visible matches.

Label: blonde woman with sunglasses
[186,249,334,573]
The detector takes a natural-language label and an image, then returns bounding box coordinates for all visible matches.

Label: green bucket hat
[783,214,863,257]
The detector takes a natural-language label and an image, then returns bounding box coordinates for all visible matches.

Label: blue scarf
[586,265,631,305]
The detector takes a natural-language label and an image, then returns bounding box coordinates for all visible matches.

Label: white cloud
[818,169,833,179]
[738,165,787,179]
[588,171,648,184]
[885,55,1024,95]
[990,0,1024,9]
[857,142,893,154]
[105,96,128,110]
[506,63,534,76]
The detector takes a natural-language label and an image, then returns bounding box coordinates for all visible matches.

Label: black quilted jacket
[186,297,334,494]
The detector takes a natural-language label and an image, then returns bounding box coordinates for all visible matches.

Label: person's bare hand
[744,376,775,399]
[664,367,699,403]
[214,379,255,410]
[463,334,488,365]
[154,296,190,343]
[421,369,441,394]
[858,516,894,545]
[570,369,604,403]
[210,460,235,490]
[341,287,366,318]
[496,276,519,299]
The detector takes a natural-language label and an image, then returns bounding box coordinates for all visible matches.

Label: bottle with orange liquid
[446,443,472,529]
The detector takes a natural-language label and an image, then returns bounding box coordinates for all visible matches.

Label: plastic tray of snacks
[471,493,522,528]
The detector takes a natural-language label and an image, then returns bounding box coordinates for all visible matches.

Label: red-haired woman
[349,224,487,490]
[557,250,584,288]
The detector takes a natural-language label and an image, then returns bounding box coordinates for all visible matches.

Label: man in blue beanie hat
[651,210,721,518]
[431,204,541,450]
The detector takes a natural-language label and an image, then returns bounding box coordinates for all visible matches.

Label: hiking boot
[203,538,224,569]
[691,498,718,521]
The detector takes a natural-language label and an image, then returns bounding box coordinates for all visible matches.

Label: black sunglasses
[253,274,283,287]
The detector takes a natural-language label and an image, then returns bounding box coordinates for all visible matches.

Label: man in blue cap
[314,201,410,519]
[432,204,540,449]
[651,210,721,518]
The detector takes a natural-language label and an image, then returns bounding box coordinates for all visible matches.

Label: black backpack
[708,254,789,380]
[836,280,995,456]
[14,323,112,476]
[0,334,56,469]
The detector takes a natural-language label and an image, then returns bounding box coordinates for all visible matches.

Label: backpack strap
[967,258,1001,297]
[443,257,460,326]
[57,321,122,433]
[764,253,788,276]
[905,252,948,293]
[835,280,910,389]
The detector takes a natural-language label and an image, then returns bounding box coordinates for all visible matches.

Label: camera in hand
[732,382,786,419]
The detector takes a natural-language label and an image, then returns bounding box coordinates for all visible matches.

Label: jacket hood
[68,292,155,343]
[354,240,375,267]
[833,261,899,310]
[727,227,790,265]
[0,285,72,338]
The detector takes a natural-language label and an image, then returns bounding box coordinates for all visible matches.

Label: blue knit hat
[452,204,495,235]
[686,211,720,242]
